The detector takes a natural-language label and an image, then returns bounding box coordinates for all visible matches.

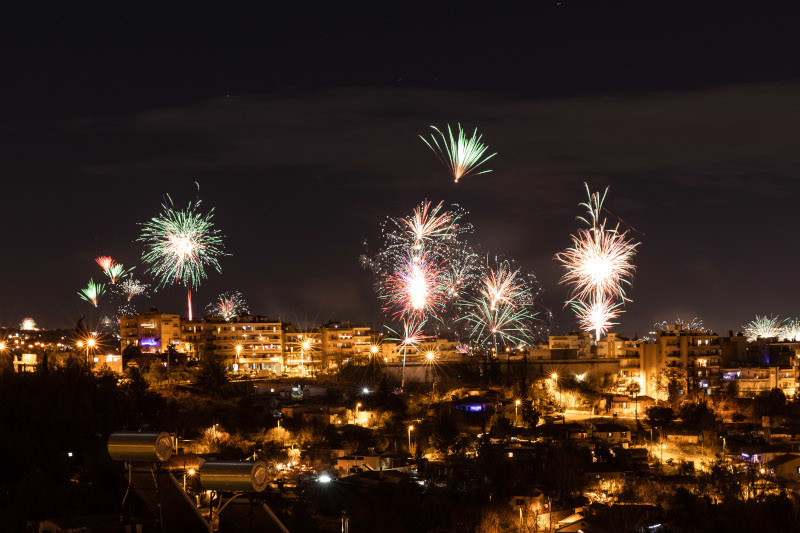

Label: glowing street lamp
[515,399,521,426]
[551,372,561,406]
[408,425,414,450]
[300,337,311,377]
[356,402,362,423]
[426,351,435,361]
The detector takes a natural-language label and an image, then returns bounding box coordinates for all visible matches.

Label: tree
[754,388,786,419]
[678,400,717,431]
[645,405,675,440]
[521,403,540,428]
[429,412,460,455]
[196,348,227,391]
[489,415,514,440]
[627,381,641,420]
[650,365,687,403]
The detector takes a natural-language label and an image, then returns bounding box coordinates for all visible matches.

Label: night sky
[2,8,799,337]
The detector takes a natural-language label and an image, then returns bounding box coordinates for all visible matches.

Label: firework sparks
[383,252,447,320]
[386,317,428,387]
[138,194,227,320]
[402,200,458,249]
[115,278,150,301]
[461,296,536,348]
[20,317,36,330]
[782,318,800,342]
[419,123,496,183]
[557,184,639,340]
[206,291,249,321]
[107,263,134,283]
[95,256,115,271]
[743,315,783,341]
[78,278,106,307]
[654,317,704,331]
[571,296,622,341]
[481,260,526,311]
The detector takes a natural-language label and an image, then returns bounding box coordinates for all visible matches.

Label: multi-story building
[549,332,592,359]
[319,321,375,361]
[120,309,182,354]
[721,366,799,398]
[641,323,721,398]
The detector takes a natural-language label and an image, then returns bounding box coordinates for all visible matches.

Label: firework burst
[419,123,496,183]
[481,259,526,311]
[654,317,704,331]
[95,256,115,271]
[571,296,622,341]
[782,318,800,341]
[402,200,458,250]
[206,291,249,321]
[556,186,639,303]
[105,263,134,283]
[115,278,150,301]
[556,184,639,340]
[386,317,428,387]
[383,252,447,320]
[78,278,106,307]
[743,315,783,341]
[460,256,540,348]
[138,193,226,320]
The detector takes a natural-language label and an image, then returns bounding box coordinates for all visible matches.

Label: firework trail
[115,278,150,301]
[386,317,428,387]
[419,123,496,183]
[78,279,106,307]
[743,314,783,341]
[556,184,639,340]
[206,291,249,321]
[782,318,800,341]
[138,194,226,320]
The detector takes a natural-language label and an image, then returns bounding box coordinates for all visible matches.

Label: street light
[356,402,362,424]
[550,372,560,405]
[235,344,243,373]
[408,425,414,450]
[301,338,311,377]
[515,399,521,426]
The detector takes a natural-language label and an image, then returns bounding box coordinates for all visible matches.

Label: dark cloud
[2,82,800,336]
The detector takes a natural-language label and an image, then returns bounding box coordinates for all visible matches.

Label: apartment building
[640,323,721,398]
[721,366,799,398]
[120,309,182,354]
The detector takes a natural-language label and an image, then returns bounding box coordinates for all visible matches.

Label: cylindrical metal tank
[107,431,173,462]
[198,461,268,492]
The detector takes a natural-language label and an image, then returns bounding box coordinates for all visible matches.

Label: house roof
[767,453,800,468]
[594,423,629,432]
